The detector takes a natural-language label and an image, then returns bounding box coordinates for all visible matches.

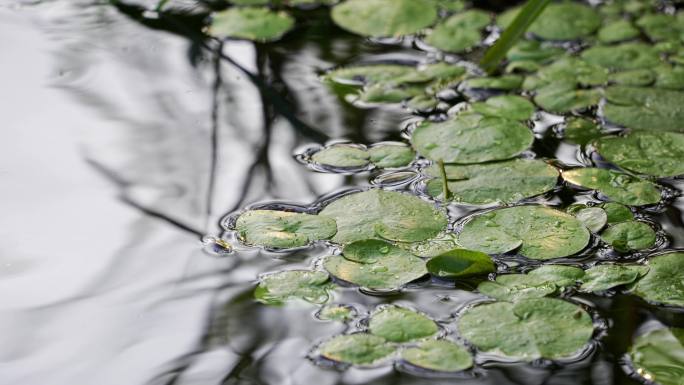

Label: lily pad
[458,205,591,260]
[598,19,640,43]
[631,252,684,307]
[600,221,657,252]
[581,43,661,71]
[235,210,337,248]
[311,145,370,168]
[401,340,473,372]
[533,81,601,113]
[478,265,584,302]
[426,249,495,278]
[325,65,425,86]
[506,40,564,64]
[331,0,438,37]
[368,144,415,168]
[575,207,608,233]
[425,159,559,204]
[562,117,603,145]
[498,3,601,41]
[602,86,684,133]
[594,131,684,177]
[255,270,334,305]
[609,69,656,87]
[464,75,523,90]
[425,10,490,53]
[368,306,438,342]
[579,264,648,292]
[636,13,684,42]
[629,327,684,385]
[324,242,427,290]
[470,95,536,121]
[458,298,594,360]
[210,7,295,42]
[562,168,661,206]
[397,231,461,258]
[317,304,356,322]
[318,333,396,365]
[319,189,447,244]
[411,113,534,164]
[602,202,634,224]
[523,57,608,90]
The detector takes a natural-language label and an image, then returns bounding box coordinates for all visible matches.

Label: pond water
[1,1,683,385]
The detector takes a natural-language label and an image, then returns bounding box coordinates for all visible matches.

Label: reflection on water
[0,1,683,385]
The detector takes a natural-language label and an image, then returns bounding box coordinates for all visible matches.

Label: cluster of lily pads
[214,0,684,383]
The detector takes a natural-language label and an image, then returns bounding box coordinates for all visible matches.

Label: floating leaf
[636,13,684,42]
[319,190,447,244]
[325,65,426,86]
[562,117,602,145]
[601,202,634,224]
[317,304,356,322]
[255,270,334,305]
[401,340,473,372]
[396,231,461,258]
[562,168,661,206]
[629,327,684,385]
[478,265,583,301]
[425,10,490,53]
[523,57,608,90]
[458,205,590,260]
[631,252,684,307]
[464,75,524,90]
[602,86,684,133]
[598,19,640,43]
[470,95,536,121]
[581,43,661,71]
[498,3,601,41]
[579,264,648,292]
[425,159,558,204]
[368,305,438,342]
[528,264,585,287]
[330,0,438,37]
[311,145,370,168]
[575,207,607,233]
[368,144,415,168]
[210,7,295,42]
[600,221,656,252]
[426,249,495,278]
[411,113,534,164]
[235,210,337,248]
[594,130,684,177]
[458,298,594,360]
[506,40,564,64]
[318,334,396,365]
[533,81,601,113]
[324,241,427,290]
[609,69,656,87]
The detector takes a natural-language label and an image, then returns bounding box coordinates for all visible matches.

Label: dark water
[1,1,683,385]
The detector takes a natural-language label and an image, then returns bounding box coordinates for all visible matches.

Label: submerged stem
[438,159,451,201]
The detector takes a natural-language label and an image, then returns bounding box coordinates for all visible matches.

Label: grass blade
[480,0,551,73]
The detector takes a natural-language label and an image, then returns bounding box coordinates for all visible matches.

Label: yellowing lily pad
[255,270,335,305]
[562,168,661,206]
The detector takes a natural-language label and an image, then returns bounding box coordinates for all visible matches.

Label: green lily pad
[458,205,591,260]
[319,189,447,244]
[579,264,649,292]
[498,3,601,41]
[311,145,370,168]
[318,333,396,365]
[654,65,684,90]
[324,242,427,290]
[609,69,656,87]
[631,252,684,307]
[317,304,356,322]
[368,306,438,342]
[636,13,684,42]
[464,75,523,90]
[562,168,661,206]
[342,239,395,263]
[470,95,535,121]
[401,340,473,372]
[210,7,295,42]
[523,57,608,90]
[575,207,608,233]
[598,19,640,43]
[357,83,423,104]
[601,221,657,252]
[594,130,684,177]
[581,43,661,71]
[562,117,603,145]
[411,113,534,164]
[424,159,559,204]
[601,202,634,224]
[506,40,565,64]
[396,231,461,258]
[427,0,466,12]
[602,86,684,133]
[235,210,337,248]
[458,298,594,360]
[368,144,415,168]
[324,65,426,86]
[424,10,490,53]
[426,249,495,279]
[629,327,684,385]
[255,270,334,305]
[478,265,584,302]
[533,81,601,113]
[331,0,438,37]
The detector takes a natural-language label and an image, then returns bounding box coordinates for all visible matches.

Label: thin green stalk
[438,159,451,201]
[480,0,551,74]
